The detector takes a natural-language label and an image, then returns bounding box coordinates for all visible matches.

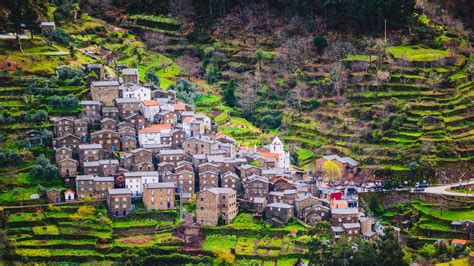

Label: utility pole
[384,19,387,44]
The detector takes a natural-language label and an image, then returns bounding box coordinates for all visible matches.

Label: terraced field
[202,214,313,265]
[380,200,473,240]
[283,48,473,173]
[4,205,183,263]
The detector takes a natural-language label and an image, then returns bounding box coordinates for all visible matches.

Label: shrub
[313,36,328,53]
[52,28,73,45]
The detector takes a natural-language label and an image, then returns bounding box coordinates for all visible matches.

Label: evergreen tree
[223,80,237,107]
[377,227,408,266]
[145,70,160,87]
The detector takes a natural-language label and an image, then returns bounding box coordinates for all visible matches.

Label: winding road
[421,179,474,197]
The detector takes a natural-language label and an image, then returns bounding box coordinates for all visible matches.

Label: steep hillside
[125,2,471,180]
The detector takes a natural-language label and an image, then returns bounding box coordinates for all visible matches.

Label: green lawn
[32,225,59,235]
[111,219,173,229]
[202,234,237,252]
[414,204,474,221]
[343,54,376,62]
[387,46,450,62]
[436,257,470,266]
[226,213,263,230]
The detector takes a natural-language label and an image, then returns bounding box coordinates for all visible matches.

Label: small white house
[124,171,159,196]
[121,83,151,102]
[138,124,173,146]
[139,100,160,122]
[64,189,76,202]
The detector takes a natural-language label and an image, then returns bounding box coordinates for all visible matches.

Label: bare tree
[237,73,258,117]
[176,55,202,81]
[329,62,348,97]
[168,0,195,20]
[142,31,169,53]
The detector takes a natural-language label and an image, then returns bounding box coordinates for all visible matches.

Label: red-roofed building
[138,124,173,145]
[64,189,75,202]
[139,100,160,121]
[451,239,468,246]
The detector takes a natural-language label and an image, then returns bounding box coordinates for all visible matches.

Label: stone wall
[359,191,474,209]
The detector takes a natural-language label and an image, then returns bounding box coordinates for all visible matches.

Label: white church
[262,136,291,169]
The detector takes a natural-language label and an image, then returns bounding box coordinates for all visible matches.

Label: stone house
[121,148,154,171]
[40,22,55,34]
[143,182,176,211]
[46,189,62,203]
[55,146,73,162]
[301,205,330,225]
[157,162,175,176]
[192,154,208,168]
[98,159,119,176]
[160,132,172,146]
[131,148,154,171]
[90,129,120,151]
[268,189,298,206]
[53,117,75,138]
[175,169,195,197]
[334,223,361,240]
[124,171,159,197]
[196,188,238,226]
[122,68,139,84]
[265,203,294,226]
[152,88,176,102]
[83,161,100,175]
[331,208,360,226]
[107,188,132,217]
[101,118,117,131]
[121,136,137,152]
[80,101,102,123]
[272,177,296,191]
[199,171,219,191]
[451,220,473,235]
[198,162,219,174]
[183,136,214,156]
[125,113,147,131]
[242,174,269,201]
[238,164,262,179]
[118,125,136,138]
[175,161,194,173]
[171,129,186,148]
[78,144,103,165]
[86,63,105,81]
[115,98,139,118]
[295,195,322,216]
[359,217,376,240]
[58,158,78,178]
[220,171,239,190]
[102,106,119,120]
[55,134,81,150]
[261,168,291,180]
[76,175,114,199]
[155,110,177,125]
[74,118,88,142]
[91,80,120,106]
[251,197,268,214]
[158,149,184,165]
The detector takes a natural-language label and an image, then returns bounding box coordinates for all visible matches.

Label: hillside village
[49,61,377,238]
[0,0,473,265]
